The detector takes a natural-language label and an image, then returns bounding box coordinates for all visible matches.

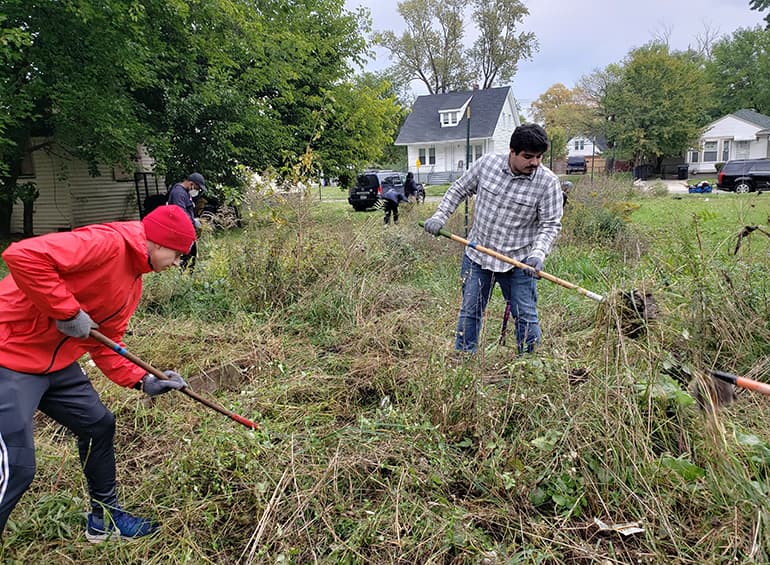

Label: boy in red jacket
[0,205,195,542]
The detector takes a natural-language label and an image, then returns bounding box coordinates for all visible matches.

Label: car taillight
[378,185,382,195]
[718,171,724,184]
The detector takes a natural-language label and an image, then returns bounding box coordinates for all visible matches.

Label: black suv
[717,158,770,193]
[566,156,587,174]
[348,171,403,211]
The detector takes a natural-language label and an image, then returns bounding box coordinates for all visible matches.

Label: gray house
[687,109,770,174]
[395,86,520,184]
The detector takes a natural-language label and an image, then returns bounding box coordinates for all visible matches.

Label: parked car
[566,156,587,174]
[717,158,770,193]
[348,170,404,211]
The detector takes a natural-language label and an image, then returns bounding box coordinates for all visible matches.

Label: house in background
[8,139,159,235]
[687,109,770,174]
[395,86,520,184]
[566,135,607,158]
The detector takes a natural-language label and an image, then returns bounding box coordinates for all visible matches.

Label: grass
[3,178,770,562]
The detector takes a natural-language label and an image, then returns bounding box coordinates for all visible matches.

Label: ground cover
[3,179,770,563]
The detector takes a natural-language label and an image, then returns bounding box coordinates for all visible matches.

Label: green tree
[0,0,377,230]
[312,73,405,182]
[706,26,770,117]
[375,0,472,94]
[467,0,537,89]
[750,0,770,27]
[531,83,597,139]
[600,43,712,167]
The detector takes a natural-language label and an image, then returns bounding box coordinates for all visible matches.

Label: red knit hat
[142,205,196,253]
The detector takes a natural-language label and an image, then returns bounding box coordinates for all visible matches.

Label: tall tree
[750,0,770,27]
[468,0,537,89]
[706,26,770,118]
[600,43,712,166]
[374,0,472,94]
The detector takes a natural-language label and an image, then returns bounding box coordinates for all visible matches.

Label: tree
[312,73,405,181]
[376,0,536,92]
[467,0,537,89]
[374,0,472,94]
[531,84,593,137]
[706,26,770,118]
[750,0,770,27]
[600,43,712,167]
[0,0,379,231]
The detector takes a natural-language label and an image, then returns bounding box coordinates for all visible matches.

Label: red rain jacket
[0,221,152,387]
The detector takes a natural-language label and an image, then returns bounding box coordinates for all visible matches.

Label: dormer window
[440,111,460,126]
[439,97,471,128]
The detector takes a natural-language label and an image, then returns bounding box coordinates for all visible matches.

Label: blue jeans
[455,254,540,353]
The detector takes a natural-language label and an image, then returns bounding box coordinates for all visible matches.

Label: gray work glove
[423,217,444,236]
[193,217,202,230]
[522,256,543,278]
[141,370,187,397]
[55,309,98,339]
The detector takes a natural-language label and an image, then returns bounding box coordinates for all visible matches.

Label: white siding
[490,89,520,153]
[567,136,602,158]
[9,140,152,235]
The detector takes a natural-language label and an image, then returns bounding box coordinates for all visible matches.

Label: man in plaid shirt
[423,124,563,354]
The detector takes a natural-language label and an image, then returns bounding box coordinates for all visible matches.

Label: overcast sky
[343,0,765,114]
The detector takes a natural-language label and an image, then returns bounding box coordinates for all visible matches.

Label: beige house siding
[10,140,153,235]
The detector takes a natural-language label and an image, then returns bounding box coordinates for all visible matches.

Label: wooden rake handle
[90,330,259,430]
[420,222,605,303]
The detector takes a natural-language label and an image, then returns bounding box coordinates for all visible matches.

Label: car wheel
[735,181,752,194]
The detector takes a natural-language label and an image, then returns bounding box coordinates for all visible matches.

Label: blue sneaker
[85,508,160,543]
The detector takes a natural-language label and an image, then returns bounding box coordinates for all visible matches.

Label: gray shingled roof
[395,86,512,145]
[732,109,770,130]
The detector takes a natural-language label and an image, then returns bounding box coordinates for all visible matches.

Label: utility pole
[464,105,471,237]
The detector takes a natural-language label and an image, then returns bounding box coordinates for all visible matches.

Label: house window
[574,139,584,151]
[419,148,426,165]
[736,140,750,159]
[689,149,699,163]
[473,144,483,162]
[703,141,718,162]
[439,110,460,127]
[428,147,436,165]
[722,140,730,162]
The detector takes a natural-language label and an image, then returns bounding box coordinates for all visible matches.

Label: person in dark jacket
[382,187,409,225]
[404,172,418,200]
[0,206,195,542]
[167,172,205,269]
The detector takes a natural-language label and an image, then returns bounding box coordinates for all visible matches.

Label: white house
[394,86,520,184]
[687,109,770,174]
[566,135,607,158]
[8,139,158,235]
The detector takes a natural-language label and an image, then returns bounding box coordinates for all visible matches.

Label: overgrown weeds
[6,181,770,563]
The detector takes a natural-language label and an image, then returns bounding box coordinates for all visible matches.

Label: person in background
[404,171,418,200]
[423,124,563,354]
[167,172,205,269]
[382,186,409,225]
[561,180,574,207]
[0,206,195,542]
